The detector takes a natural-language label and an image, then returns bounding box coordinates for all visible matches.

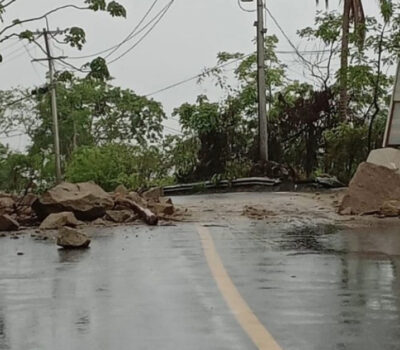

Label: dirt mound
[340,162,400,215]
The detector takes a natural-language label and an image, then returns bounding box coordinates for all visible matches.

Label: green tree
[315,0,393,120]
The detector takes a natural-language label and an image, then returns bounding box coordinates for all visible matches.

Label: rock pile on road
[0,182,182,233]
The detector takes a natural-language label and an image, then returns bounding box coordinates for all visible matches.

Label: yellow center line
[196,224,283,350]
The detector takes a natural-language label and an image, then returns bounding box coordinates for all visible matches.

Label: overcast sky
[0,0,382,150]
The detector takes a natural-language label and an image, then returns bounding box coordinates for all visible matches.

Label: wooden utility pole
[43,29,62,184]
[256,0,268,162]
[33,29,66,184]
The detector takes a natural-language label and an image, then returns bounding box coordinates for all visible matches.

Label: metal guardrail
[163,177,282,195]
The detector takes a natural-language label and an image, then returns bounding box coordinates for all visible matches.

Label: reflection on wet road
[0,222,399,350]
[215,223,400,350]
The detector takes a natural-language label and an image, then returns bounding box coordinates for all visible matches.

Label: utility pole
[256,0,268,162]
[33,29,66,184]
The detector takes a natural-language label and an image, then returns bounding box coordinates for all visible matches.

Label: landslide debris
[0,182,184,235]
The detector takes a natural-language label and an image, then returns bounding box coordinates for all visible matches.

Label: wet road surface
[0,219,400,349]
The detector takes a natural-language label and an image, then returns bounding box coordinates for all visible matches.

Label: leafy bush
[322,118,385,182]
[65,144,174,191]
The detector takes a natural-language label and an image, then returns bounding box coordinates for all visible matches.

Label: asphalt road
[0,205,400,349]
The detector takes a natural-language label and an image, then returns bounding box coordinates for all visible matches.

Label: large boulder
[39,212,80,230]
[33,182,114,221]
[57,227,91,249]
[340,162,400,215]
[0,214,19,231]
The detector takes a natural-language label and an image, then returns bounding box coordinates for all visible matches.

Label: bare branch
[0,0,17,9]
[0,32,19,43]
[0,4,89,36]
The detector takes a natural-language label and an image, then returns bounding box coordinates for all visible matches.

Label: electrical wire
[68,0,162,61]
[2,42,25,58]
[104,0,159,60]
[264,7,312,67]
[145,53,252,97]
[108,0,174,65]
[0,44,36,66]
[163,125,182,135]
[1,95,32,108]
[0,37,20,51]
[0,132,26,139]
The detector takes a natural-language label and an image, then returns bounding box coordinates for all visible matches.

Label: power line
[265,7,312,67]
[0,44,36,66]
[108,0,174,65]
[104,0,159,60]
[2,42,25,58]
[68,0,162,61]
[0,132,26,139]
[0,38,20,51]
[276,49,332,55]
[1,95,32,108]
[145,53,252,97]
[163,125,182,135]
[24,43,47,70]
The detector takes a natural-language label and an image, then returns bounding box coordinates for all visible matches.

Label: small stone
[142,187,163,201]
[127,192,148,207]
[339,207,353,216]
[105,210,134,223]
[57,227,91,249]
[152,203,175,216]
[159,197,173,205]
[17,252,24,256]
[114,184,129,196]
[380,200,400,217]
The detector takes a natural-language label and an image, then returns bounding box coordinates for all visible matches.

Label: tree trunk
[339,0,351,121]
[115,197,158,226]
